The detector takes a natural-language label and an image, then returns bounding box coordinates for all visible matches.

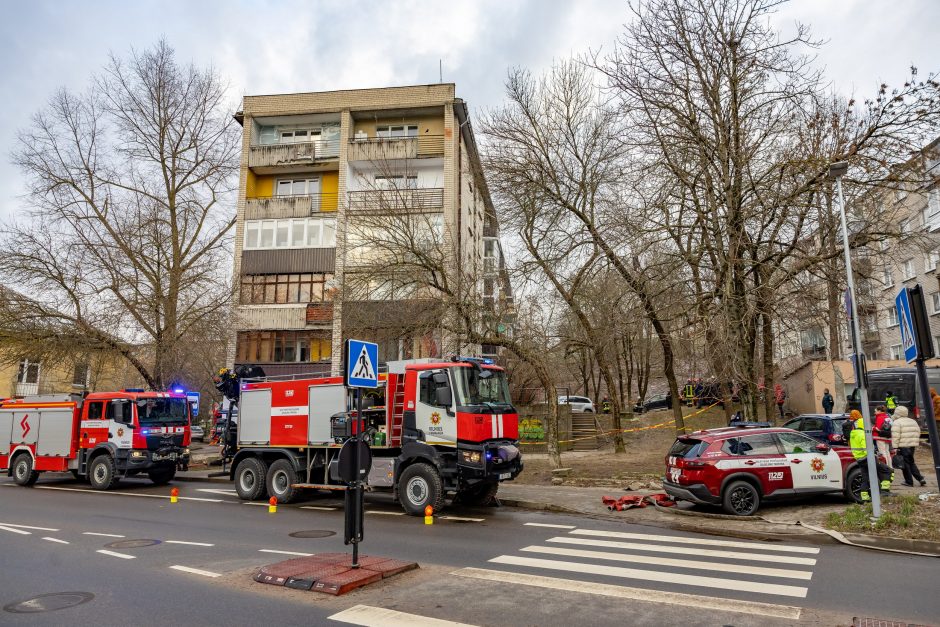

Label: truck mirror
[432,372,449,385]
[111,400,132,424]
[435,387,453,408]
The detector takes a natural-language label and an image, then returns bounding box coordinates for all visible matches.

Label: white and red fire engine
[227,357,523,515]
[1,390,192,489]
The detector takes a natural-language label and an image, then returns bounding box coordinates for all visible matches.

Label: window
[374,175,418,189]
[16,359,40,385]
[899,218,910,234]
[236,331,332,363]
[902,259,915,280]
[483,237,497,273]
[243,217,336,250]
[800,417,825,432]
[928,189,940,230]
[276,178,319,197]
[419,370,450,406]
[376,125,418,138]
[935,335,940,354]
[890,344,902,360]
[888,306,899,327]
[777,432,819,454]
[782,418,802,430]
[722,434,780,456]
[926,251,940,272]
[72,363,90,388]
[882,267,894,287]
[279,128,320,144]
[86,402,104,421]
[933,292,940,314]
[240,273,333,305]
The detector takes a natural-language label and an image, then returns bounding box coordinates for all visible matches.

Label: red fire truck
[2,391,192,489]
[228,357,522,515]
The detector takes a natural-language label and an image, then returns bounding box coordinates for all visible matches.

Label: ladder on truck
[389,374,406,445]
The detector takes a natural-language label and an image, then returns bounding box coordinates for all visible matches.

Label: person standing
[601,396,611,414]
[885,391,898,415]
[848,410,872,502]
[821,388,834,414]
[872,405,893,470]
[891,405,927,487]
[774,383,786,419]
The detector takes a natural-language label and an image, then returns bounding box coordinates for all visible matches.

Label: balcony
[15,382,38,396]
[248,139,340,172]
[347,188,444,212]
[348,135,445,162]
[246,194,339,219]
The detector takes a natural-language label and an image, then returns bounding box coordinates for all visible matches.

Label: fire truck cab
[1,391,192,490]
[229,357,523,515]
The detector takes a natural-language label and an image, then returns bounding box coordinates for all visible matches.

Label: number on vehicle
[768,471,783,481]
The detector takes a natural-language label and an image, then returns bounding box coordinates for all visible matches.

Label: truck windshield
[451,367,512,407]
[136,398,189,426]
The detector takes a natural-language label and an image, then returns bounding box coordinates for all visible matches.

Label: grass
[825,494,940,541]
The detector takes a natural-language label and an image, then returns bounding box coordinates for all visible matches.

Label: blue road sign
[186,391,201,417]
[346,339,379,388]
[896,288,918,363]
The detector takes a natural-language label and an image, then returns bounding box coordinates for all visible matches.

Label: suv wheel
[722,480,760,516]
[845,467,864,503]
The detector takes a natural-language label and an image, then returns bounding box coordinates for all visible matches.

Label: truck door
[80,401,109,447]
[416,370,456,444]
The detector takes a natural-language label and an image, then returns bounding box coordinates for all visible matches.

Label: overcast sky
[0,0,936,221]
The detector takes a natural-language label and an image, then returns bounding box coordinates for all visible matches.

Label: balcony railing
[246,193,339,219]
[348,135,445,162]
[347,188,444,211]
[15,382,39,396]
[249,139,340,169]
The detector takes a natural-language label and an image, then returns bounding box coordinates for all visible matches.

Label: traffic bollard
[424,505,433,525]
[170,487,179,504]
[269,496,277,514]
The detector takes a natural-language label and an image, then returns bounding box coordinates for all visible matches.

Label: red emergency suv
[663,427,863,515]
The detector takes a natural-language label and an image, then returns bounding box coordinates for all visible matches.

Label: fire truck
[1,391,192,490]
[226,357,523,515]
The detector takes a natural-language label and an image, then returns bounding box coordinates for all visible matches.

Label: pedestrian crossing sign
[345,339,379,388]
[896,288,918,363]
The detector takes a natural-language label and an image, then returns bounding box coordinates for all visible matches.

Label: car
[633,393,673,414]
[558,395,595,413]
[662,427,862,516]
[190,424,205,442]
[781,413,850,445]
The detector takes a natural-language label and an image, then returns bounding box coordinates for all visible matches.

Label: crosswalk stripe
[547,536,817,566]
[488,555,808,598]
[451,568,802,620]
[523,523,576,529]
[301,506,337,511]
[328,604,477,626]
[519,546,813,580]
[570,528,819,554]
[0,525,31,535]
[0,522,60,531]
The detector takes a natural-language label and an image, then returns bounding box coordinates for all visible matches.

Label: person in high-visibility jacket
[885,391,898,415]
[683,381,695,406]
[849,411,893,503]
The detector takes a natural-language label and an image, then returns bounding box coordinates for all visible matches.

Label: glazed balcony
[347,135,445,162]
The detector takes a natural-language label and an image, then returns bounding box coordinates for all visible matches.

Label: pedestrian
[872,405,893,469]
[885,390,898,415]
[774,383,786,419]
[891,405,927,487]
[601,396,611,414]
[821,388,834,414]
[848,410,893,500]
[931,388,940,429]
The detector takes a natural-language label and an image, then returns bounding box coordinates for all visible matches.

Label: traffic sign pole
[904,286,940,490]
[351,387,362,569]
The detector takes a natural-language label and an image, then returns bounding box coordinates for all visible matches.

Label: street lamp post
[829,161,881,518]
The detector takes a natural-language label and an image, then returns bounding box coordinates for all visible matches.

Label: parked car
[634,393,673,414]
[662,426,861,515]
[190,424,205,442]
[845,367,940,434]
[781,413,849,445]
[558,395,595,413]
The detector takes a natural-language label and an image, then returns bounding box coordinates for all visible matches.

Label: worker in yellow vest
[885,391,898,415]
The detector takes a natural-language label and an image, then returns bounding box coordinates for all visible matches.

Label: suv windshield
[451,367,512,408]
[137,398,189,426]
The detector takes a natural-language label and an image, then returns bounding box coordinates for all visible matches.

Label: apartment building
[228,84,507,378]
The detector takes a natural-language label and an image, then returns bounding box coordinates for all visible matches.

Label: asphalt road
[1,473,938,626]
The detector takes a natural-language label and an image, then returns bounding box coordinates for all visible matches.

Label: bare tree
[0,40,239,389]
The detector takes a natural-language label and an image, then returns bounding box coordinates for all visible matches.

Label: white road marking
[440,516,485,522]
[451,568,802,620]
[301,506,337,511]
[328,604,477,626]
[520,545,813,580]
[170,565,222,578]
[179,496,225,503]
[84,532,126,538]
[523,522,576,529]
[165,540,215,547]
[244,502,269,506]
[570,528,820,554]
[33,485,221,503]
[42,537,70,544]
[365,510,404,516]
[547,536,817,566]
[0,523,60,531]
[196,488,238,496]
[0,525,31,535]
[96,549,136,560]
[258,549,313,557]
[488,555,808,598]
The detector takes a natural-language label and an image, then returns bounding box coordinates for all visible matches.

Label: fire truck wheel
[266,459,299,504]
[12,454,39,487]
[235,457,268,501]
[398,463,444,516]
[148,465,176,486]
[457,481,498,506]
[88,455,119,491]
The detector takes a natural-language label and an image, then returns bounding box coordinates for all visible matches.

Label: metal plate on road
[105,539,161,549]
[289,530,337,539]
[4,592,95,614]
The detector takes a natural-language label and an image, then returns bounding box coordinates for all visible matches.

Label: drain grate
[4,592,95,614]
[854,618,930,627]
[289,530,336,539]
[105,539,161,549]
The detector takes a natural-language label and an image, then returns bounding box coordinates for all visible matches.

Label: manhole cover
[4,592,94,614]
[289,530,336,539]
[105,539,161,549]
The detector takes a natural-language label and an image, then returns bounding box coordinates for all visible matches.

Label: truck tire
[398,463,445,516]
[88,455,119,491]
[457,481,498,506]
[12,454,39,487]
[148,465,176,486]
[235,457,268,501]
[266,459,299,504]
[722,480,760,516]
